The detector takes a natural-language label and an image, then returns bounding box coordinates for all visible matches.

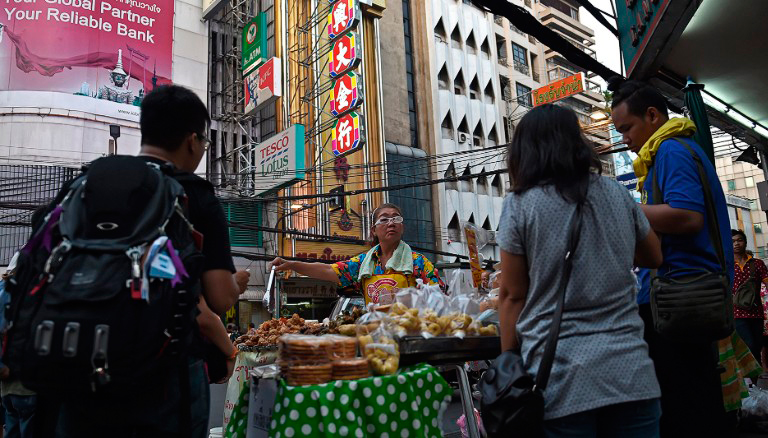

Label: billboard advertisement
[0,0,174,121]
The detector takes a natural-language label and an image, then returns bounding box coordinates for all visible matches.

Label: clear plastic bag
[356,305,399,375]
[742,386,768,422]
[389,288,423,338]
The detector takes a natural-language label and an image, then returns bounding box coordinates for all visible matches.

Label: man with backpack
[5,85,248,437]
[610,79,735,437]
[731,229,768,366]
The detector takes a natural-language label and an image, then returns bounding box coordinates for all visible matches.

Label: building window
[386,145,436,252]
[727,179,736,191]
[454,71,466,96]
[511,43,528,66]
[447,214,462,242]
[403,0,418,148]
[755,224,763,234]
[746,176,755,188]
[441,114,454,140]
[438,65,450,90]
[469,77,481,100]
[750,200,759,210]
[223,201,262,247]
[516,82,532,108]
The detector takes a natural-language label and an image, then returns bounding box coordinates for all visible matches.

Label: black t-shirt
[141,157,236,274]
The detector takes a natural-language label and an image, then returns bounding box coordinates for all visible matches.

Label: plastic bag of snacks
[388,288,425,337]
[321,334,358,360]
[278,334,333,386]
[356,305,399,375]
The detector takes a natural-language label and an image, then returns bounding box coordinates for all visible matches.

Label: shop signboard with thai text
[532,72,584,107]
[0,0,174,122]
[294,240,367,262]
[241,13,267,75]
[253,124,305,196]
[244,57,281,115]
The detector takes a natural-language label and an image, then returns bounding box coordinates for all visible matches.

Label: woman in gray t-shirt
[496,104,663,437]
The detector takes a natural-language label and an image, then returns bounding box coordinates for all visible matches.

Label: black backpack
[3,155,205,396]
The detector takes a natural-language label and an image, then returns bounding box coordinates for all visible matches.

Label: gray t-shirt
[497,175,660,420]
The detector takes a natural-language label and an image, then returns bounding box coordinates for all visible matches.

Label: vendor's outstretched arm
[271,258,340,284]
[640,204,704,235]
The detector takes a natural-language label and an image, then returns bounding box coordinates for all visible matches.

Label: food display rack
[399,336,501,438]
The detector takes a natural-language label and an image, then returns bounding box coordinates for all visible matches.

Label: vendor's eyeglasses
[374,216,404,227]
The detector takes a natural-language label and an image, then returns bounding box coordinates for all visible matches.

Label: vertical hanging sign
[327,0,366,158]
[242,13,268,75]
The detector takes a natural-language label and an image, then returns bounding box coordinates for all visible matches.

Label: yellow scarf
[633,118,697,202]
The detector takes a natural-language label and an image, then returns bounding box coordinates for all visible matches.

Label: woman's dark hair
[607,77,668,118]
[369,203,403,246]
[732,229,747,242]
[140,85,211,152]
[506,104,602,204]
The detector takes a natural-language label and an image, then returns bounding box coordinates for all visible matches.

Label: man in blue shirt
[611,80,735,437]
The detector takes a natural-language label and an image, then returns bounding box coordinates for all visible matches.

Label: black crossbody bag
[480,206,582,438]
[649,139,733,342]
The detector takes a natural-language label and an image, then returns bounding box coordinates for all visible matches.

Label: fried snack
[279,334,333,366]
[284,363,333,386]
[362,336,399,375]
[322,334,358,359]
[479,324,498,336]
[338,324,357,336]
[332,358,370,380]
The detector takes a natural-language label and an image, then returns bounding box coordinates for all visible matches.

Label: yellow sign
[294,240,368,262]
[463,223,483,288]
[533,72,584,107]
[329,208,362,239]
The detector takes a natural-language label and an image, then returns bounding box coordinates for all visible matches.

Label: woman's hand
[270,257,293,272]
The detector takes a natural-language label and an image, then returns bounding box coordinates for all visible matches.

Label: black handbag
[649,139,734,342]
[480,207,582,438]
[734,259,761,309]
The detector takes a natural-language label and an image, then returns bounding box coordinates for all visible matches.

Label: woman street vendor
[271,203,444,304]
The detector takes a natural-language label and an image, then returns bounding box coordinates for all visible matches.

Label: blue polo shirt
[636,137,734,304]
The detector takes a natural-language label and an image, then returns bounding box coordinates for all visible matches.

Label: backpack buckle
[126,246,144,300]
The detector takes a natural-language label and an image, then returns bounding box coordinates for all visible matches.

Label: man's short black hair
[608,78,669,118]
[140,85,211,151]
[732,229,747,242]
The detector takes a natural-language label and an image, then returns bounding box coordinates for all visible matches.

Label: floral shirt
[331,249,445,292]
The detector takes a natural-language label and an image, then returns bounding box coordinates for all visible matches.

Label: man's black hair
[140,85,211,151]
[507,104,602,205]
[732,229,747,242]
[607,77,669,118]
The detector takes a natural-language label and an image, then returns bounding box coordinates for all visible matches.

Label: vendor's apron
[362,272,415,305]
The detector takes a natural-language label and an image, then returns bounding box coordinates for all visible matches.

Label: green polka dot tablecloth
[269,363,452,438]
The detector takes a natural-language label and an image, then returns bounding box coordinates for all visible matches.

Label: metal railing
[498,57,510,67]
[546,66,603,94]
[494,15,504,25]
[510,24,525,36]
[513,60,530,75]
[532,71,540,82]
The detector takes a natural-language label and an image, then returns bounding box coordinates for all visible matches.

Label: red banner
[0,0,174,106]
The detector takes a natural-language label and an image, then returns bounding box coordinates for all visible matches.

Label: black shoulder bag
[479,206,582,438]
[649,139,734,342]
[734,259,762,309]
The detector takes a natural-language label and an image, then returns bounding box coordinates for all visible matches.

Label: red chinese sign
[331,112,366,157]
[329,33,361,78]
[330,71,363,117]
[327,0,359,40]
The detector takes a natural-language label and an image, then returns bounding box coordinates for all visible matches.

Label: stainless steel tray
[398,336,501,365]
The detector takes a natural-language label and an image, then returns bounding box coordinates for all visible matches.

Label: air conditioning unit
[458,133,469,143]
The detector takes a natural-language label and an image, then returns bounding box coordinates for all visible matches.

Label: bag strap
[535,203,583,391]
[650,139,727,272]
